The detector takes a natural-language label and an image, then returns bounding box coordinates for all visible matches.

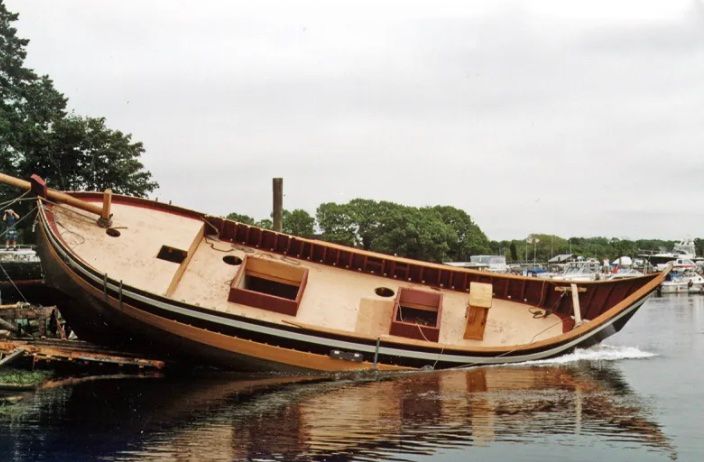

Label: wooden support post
[570,283,583,326]
[272,177,283,232]
[98,188,113,227]
[464,282,493,340]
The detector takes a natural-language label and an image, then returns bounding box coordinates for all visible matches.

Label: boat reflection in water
[1,364,675,461]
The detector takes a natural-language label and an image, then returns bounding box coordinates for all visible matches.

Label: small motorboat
[552,259,603,282]
[659,270,704,294]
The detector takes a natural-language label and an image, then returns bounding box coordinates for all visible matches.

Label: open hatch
[228,255,308,316]
[389,287,443,342]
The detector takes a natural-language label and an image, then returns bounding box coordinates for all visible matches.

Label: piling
[272,177,283,232]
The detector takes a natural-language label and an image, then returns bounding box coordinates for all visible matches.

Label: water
[1,295,703,461]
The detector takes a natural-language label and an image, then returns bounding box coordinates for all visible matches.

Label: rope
[0,261,30,304]
[396,304,446,369]
[201,216,240,253]
[0,190,32,212]
[55,220,86,245]
[39,197,98,225]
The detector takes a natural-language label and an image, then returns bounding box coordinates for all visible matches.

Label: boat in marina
[607,256,644,280]
[445,255,510,273]
[608,268,645,280]
[551,259,603,282]
[640,239,702,268]
[0,172,669,372]
[659,270,704,294]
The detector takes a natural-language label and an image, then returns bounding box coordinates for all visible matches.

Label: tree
[315,199,490,262]
[316,202,358,246]
[282,209,315,237]
[372,206,453,262]
[18,116,157,195]
[256,218,273,229]
[429,205,490,260]
[509,242,518,261]
[226,212,255,225]
[0,1,157,200]
[228,209,315,237]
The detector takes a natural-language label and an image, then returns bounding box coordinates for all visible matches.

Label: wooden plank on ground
[0,349,25,367]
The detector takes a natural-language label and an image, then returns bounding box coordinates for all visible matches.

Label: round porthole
[106,228,121,237]
[223,255,243,266]
[375,287,395,297]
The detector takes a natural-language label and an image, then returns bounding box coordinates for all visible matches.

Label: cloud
[7,0,704,240]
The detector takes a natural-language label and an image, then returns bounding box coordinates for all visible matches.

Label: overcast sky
[6,0,704,240]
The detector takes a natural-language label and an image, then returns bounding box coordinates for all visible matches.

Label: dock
[0,339,165,371]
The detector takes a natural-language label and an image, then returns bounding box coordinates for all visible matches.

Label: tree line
[488,234,700,263]
[227,209,700,263]
[228,199,491,263]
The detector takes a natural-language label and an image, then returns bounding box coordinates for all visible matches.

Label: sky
[6,0,704,241]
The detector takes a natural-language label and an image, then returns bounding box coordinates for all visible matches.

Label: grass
[0,368,52,388]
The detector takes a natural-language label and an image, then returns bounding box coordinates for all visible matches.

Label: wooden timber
[0,339,165,370]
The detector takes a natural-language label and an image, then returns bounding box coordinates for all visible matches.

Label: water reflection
[0,364,674,461]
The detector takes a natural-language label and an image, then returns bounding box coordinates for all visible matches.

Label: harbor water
[1,294,702,461]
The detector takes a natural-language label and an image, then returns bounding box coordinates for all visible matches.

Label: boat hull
[36,214,655,372]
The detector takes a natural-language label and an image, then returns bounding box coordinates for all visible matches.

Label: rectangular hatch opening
[157,245,187,264]
[244,275,299,300]
[389,287,443,342]
[228,255,308,316]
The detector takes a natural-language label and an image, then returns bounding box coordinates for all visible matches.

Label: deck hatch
[228,255,308,316]
[156,245,187,264]
[389,287,443,342]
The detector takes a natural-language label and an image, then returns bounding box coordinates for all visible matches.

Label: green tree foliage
[226,209,315,238]
[282,209,315,238]
[0,1,157,200]
[371,205,454,262]
[20,116,156,195]
[315,202,358,246]
[228,201,696,263]
[256,218,273,229]
[316,199,489,262]
[509,241,518,261]
[226,212,255,225]
[430,205,490,260]
[502,235,680,262]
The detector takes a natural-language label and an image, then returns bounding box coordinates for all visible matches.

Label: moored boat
[551,259,603,282]
[658,270,704,294]
[0,173,669,372]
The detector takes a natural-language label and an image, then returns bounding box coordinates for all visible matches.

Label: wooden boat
[0,173,669,372]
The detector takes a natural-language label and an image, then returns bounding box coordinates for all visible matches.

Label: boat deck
[50,202,565,348]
